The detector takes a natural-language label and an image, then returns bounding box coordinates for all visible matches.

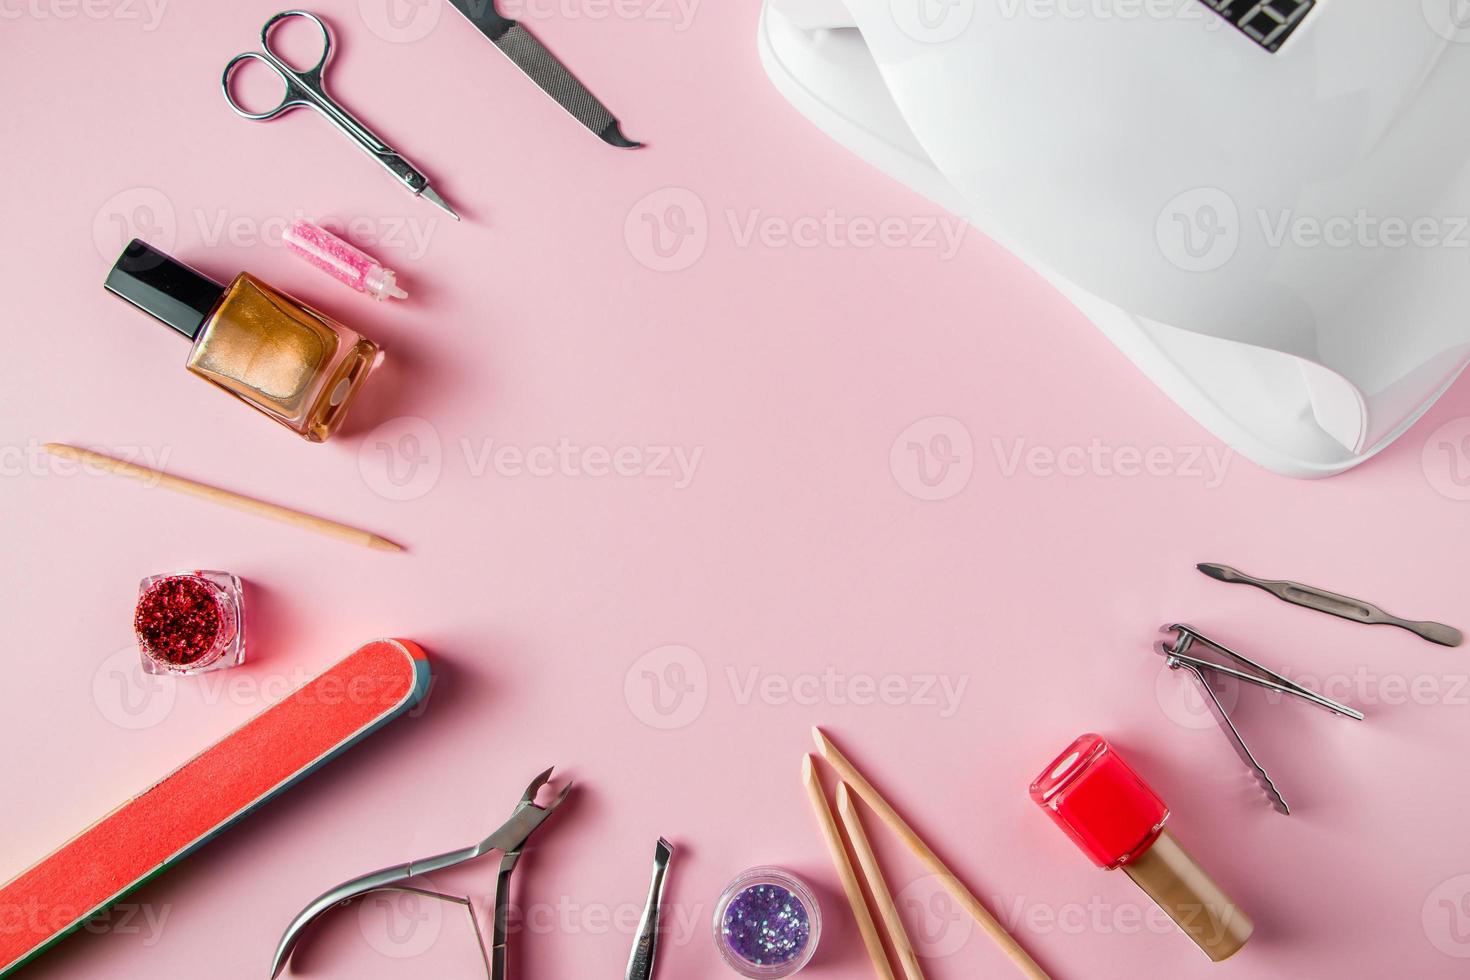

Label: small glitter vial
[713,868,821,977]
[283,219,408,301]
[134,571,246,676]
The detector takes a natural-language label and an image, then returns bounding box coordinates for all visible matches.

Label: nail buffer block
[0,638,432,977]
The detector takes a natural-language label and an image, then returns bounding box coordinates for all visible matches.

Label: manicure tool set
[6,1,1467,977]
[221,5,641,223]
[3,7,663,977]
[791,564,1461,977]
[1152,563,1458,816]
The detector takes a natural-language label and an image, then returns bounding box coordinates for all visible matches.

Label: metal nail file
[1197,563,1463,647]
[1157,624,1363,815]
[626,839,674,980]
[445,0,641,147]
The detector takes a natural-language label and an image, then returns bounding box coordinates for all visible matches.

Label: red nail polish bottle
[1030,734,1253,961]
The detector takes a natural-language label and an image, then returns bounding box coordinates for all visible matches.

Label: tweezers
[626,838,674,980]
[270,767,572,979]
[1157,625,1362,815]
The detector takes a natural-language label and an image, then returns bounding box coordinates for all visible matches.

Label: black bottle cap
[104,239,226,342]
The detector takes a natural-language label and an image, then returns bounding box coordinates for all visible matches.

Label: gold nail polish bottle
[105,239,383,442]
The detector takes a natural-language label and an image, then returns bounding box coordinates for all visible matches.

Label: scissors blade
[419,184,461,221]
[444,0,641,148]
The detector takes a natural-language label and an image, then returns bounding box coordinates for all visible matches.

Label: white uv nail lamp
[759,0,1470,477]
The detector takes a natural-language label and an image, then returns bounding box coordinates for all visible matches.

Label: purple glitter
[721,882,812,966]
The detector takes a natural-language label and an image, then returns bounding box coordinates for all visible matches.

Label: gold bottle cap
[1122,829,1253,961]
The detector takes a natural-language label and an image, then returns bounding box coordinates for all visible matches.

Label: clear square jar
[134,570,246,676]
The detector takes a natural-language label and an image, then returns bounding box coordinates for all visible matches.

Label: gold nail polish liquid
[105,239,383,442]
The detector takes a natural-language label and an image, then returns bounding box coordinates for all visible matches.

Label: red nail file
[0,638,431,977]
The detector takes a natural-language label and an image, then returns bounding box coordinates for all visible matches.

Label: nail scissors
[223,10,459,220]
[270,768,572,979]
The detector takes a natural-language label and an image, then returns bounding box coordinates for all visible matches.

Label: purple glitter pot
[713,867,821,977]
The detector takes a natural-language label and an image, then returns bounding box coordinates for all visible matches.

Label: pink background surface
[3,2,1470,979]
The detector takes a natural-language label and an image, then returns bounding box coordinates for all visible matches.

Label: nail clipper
[270,767,572,979]
[1157,624,1362,815]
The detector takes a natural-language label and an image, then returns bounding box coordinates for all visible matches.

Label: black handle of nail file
[447,0,515,37]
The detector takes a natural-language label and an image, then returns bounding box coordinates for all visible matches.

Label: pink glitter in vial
[283,219,407,301]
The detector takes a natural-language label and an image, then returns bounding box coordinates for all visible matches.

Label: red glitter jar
[134,571,246,675]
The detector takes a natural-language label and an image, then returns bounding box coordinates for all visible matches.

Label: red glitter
[134,575,227,667]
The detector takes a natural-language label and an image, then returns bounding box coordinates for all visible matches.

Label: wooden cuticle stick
[836,782,927,980]
[802,754,896,980]
[812,727,1052,980]
[43,443,402,553]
